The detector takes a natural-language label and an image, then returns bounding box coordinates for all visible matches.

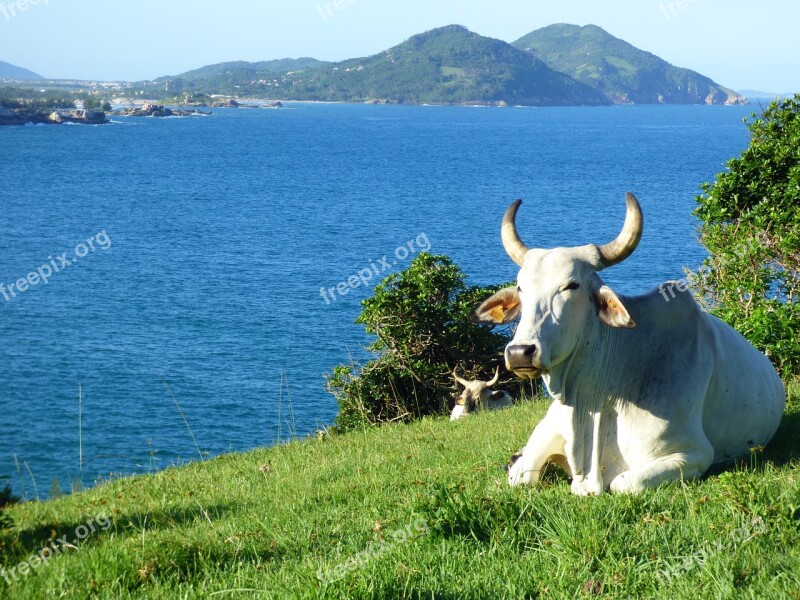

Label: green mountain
[175,57,329,80]
[512,24,746,105]
[153,58,328,93]
[284,25,609,105]
[0,60,44,80]
[159,26,609,106]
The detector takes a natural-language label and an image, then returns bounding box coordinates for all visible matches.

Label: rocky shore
[115,102,211,117]
[0,107,108,126]
[0,100,282,125]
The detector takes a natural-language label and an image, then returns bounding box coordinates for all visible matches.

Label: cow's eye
[565,282,580,291]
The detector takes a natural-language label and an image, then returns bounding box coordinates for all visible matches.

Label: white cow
[450,366,514,420]
[472,193,786,495]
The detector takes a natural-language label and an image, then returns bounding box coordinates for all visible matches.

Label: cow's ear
[593,285,636,328]
[470,287,521,324]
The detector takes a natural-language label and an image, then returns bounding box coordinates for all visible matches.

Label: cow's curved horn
[453,368,471,387]
[501,199,530,267]
[485,365,500,387]
[597,192,643,269]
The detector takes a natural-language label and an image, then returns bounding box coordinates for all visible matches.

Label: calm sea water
[0,103,753,497]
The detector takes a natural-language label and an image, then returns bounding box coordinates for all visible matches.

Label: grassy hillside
[169,58,330,81]
[1,383,798,598]
[513,24,746,106]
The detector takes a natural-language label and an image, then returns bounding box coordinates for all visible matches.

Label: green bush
[31,97,76,111]
[693,95,800,378]
[326,253,535,431]
[82,95,102,111]
[0,86,75,111]
[0,477,18,530]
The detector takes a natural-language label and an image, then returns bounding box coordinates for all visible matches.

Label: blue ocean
[0,103,753,497]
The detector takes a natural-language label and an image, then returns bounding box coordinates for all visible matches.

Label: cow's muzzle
[505,344,543,377]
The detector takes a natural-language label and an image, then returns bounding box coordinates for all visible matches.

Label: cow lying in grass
[471,193,785,494]
[450,366,514,420]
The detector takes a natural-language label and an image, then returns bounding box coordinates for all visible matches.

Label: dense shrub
[326,253,536,431]
[82,95,102,111]
[693,95,800,377]
[0,477,18,530]
[0,86,75,111]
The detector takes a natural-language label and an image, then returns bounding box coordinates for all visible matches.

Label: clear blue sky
[0,0,797,92]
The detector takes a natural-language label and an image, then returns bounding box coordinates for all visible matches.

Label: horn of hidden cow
[485,365,500,387]
[452,368,471,387]
[501,199,529,267]
[596,192,644,268]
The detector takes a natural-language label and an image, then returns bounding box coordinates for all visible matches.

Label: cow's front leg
[609,444,714,493]
[568,409,605,496]
[507,412,566,486]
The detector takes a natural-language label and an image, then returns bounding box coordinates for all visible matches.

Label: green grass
[2,383,799,599]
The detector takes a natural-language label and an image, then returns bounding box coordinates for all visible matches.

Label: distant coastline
[0,96,762,127]
[1,23,761,111]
